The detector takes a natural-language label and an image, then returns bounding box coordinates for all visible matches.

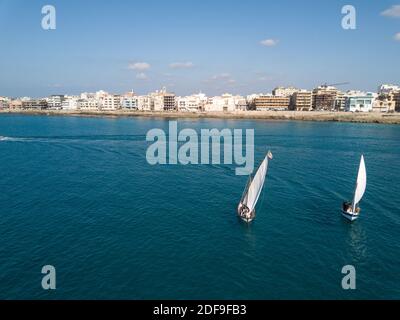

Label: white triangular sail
[243,153,271,212]
[241,176,252,204]
[352,155,367,210]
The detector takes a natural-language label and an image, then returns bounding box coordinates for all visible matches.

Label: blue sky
[0,0,399,97]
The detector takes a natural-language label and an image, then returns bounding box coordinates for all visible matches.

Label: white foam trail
[0,136,28,142]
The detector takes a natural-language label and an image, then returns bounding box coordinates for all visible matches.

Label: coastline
[1,109,400,124]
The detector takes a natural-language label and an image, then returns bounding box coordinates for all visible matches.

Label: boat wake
[0,136,32,142]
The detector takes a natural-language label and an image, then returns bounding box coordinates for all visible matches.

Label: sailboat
[237,151,273,223]
[342,155,367,222]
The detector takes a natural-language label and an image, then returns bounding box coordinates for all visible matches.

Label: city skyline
[0,0,399,97]
[2,82,399,99]
[2,83,399,114]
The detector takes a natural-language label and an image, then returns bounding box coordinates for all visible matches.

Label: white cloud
[129,62,151,71]
[211,73,231,80]
[381,5,400,17]
[260,39,279,47]
[136,73,148,80]
[203,73,236,86]
[169,62,194,69]
[394,32,400,41]
[255,72,274,82]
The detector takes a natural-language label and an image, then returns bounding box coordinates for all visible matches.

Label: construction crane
[323,82,350,87]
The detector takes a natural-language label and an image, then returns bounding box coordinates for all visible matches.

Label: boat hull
[341,210,359,222]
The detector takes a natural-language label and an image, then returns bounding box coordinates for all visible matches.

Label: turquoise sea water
[0,114,399,300]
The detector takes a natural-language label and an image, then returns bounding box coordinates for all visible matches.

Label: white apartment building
[100,95,121,110]
[121,96,138,109]
[152,95,165,111]
[176,93,208,112]
[345,93,375,112]
[47,95,65,109]
[136,96,152,111]
[234,96,248,111]
[79,98,99,110]
[0,96,10,109]
[204,94,241,112]
[61,96,80,110]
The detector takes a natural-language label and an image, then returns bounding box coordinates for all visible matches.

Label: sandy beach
[1,109,400,124]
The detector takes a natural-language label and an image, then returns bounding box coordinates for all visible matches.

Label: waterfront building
[135,95,152,111]
[372,93,396,113]
[121,96,138,110]
[335,91,346,111]
[120,90,138,110]
[0,96,10,109]
[100,94,121,111]
[246,94,262,110]
[149,88,176,111]
[176,93,207,112]
[79,98,99,110]
[345,93,374,112]
[47,95,65,109]
[235,97,248,111]
[0,101,8,109]
[9,99,23,109]
[61,96,80,110]
[204,97,224,112]
[290,90,312,111]
[312,85,341,111]
[163,93,176,111]
[204,94,238,112]
[272,86,298,97]
[22,99,48,110]
[394,92,400,112]
[253,95,290,111]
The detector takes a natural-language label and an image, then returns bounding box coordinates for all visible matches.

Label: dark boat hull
[341,210,359,222]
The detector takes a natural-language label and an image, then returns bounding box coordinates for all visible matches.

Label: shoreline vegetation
[1,109,400,124]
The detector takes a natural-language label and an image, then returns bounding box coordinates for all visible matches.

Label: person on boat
[342,202,352,213]
[240,205,251,219]
[342,202,361,214]
[245,211,252,220]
